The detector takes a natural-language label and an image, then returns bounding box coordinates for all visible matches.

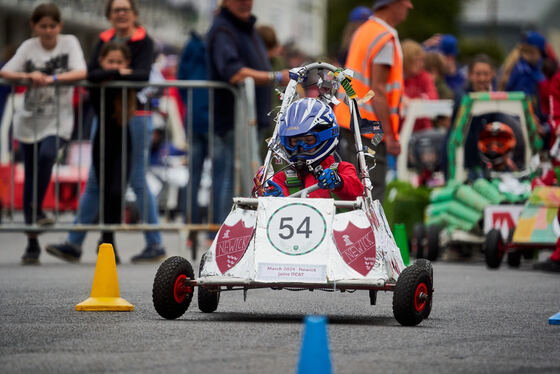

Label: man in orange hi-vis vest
[334,0,413,202]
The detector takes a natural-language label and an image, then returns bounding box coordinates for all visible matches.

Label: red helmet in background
[477,121,517,166]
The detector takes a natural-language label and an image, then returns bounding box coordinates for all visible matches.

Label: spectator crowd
[1,0,560,272]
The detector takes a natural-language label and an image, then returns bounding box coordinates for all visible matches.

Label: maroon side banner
[333,222,376,276]
[215,220,255,274]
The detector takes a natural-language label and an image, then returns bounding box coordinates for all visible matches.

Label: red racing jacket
[271,155,364,200]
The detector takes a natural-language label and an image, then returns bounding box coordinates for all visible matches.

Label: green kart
[394,92,542,261]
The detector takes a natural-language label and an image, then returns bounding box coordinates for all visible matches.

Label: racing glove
[264,180,285,197]
[318,168,342,190]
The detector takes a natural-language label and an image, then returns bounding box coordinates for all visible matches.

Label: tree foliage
[396,0,462,41]
[326,0,371,56]
[327,0,463,57]
[459,38,505,67]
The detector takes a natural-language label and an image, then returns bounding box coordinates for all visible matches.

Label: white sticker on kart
[254,198,334,282]
[257,263,326,282]
[266,202,327,256]
[483,205,523,240]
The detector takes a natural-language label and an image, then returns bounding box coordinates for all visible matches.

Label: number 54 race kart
[152,62,434,326]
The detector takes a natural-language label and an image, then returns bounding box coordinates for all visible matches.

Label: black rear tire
[412,223,426,259]
[414,258,433,278]
[393,264,432,326]
[198,253,220,313]
[522,250,535,260]
[506,251,522,268]
[504,230,520,267]
[485,229,504,269]
[152,256,195,319]
[426,225,441,261]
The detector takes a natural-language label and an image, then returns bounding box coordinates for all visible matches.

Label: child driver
[264,98,363,200]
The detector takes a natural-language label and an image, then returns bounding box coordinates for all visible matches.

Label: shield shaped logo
[215,220,254,274]
[333,222,376,276]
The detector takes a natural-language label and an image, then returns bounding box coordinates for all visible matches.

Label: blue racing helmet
[279,98,339,168]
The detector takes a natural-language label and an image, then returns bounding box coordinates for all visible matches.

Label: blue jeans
[211,130,235,226]
[68,115,162,247]
[185,131,208,224]
[184,130,234,230]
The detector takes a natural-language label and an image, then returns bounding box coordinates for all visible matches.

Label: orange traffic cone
[75,243,134,311]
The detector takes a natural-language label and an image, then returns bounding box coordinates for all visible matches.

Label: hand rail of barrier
[0,78,257,257]
[0,79,236,90]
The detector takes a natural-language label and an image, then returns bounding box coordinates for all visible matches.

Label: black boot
[22,238,40,265]
[97,233,120,265]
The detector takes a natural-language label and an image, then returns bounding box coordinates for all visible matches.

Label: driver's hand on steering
[264,180,285,197]
[318,168,342,190]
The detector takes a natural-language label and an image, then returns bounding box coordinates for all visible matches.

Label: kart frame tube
[181,278,396,292]
[259,62,374,202]
[232,196,362,210]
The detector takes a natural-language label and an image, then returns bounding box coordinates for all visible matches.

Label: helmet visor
[283,127,337,152]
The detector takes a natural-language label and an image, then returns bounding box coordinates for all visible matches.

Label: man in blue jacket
[177,31,210,244]
[206,0,288,228]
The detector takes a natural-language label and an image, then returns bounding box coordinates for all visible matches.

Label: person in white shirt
[0,3,86,264]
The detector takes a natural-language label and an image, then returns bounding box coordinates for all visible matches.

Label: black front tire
[393,264,433,326]
[485,229,504,269]
[153,256,195,319]
[198,253,220,313]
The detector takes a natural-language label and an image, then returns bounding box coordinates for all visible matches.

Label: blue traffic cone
[549,311,560,325]
[297,315,332,374]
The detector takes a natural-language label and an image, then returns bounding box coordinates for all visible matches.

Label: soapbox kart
[152,62,434,326]
[484,186,559,269]
[383,99,452,256]
[414,92,540,261]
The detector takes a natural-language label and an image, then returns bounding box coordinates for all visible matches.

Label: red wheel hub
[414,282,428,312]
[173,274,192,303]
[497,237,505,258]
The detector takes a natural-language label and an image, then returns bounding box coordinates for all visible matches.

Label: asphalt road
[1,231,559,374]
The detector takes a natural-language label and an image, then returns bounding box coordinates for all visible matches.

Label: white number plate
[266,202,327,256]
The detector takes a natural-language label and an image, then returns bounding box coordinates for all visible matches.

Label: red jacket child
[263,98,364,201]
[269,155,363,200]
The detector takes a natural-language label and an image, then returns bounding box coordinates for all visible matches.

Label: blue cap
[372,0,398,11]
[440,34,458,57]
[523,31,546,54]
[349,6,373,22]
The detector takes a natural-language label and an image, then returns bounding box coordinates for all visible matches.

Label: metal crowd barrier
[0,78,260,257]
